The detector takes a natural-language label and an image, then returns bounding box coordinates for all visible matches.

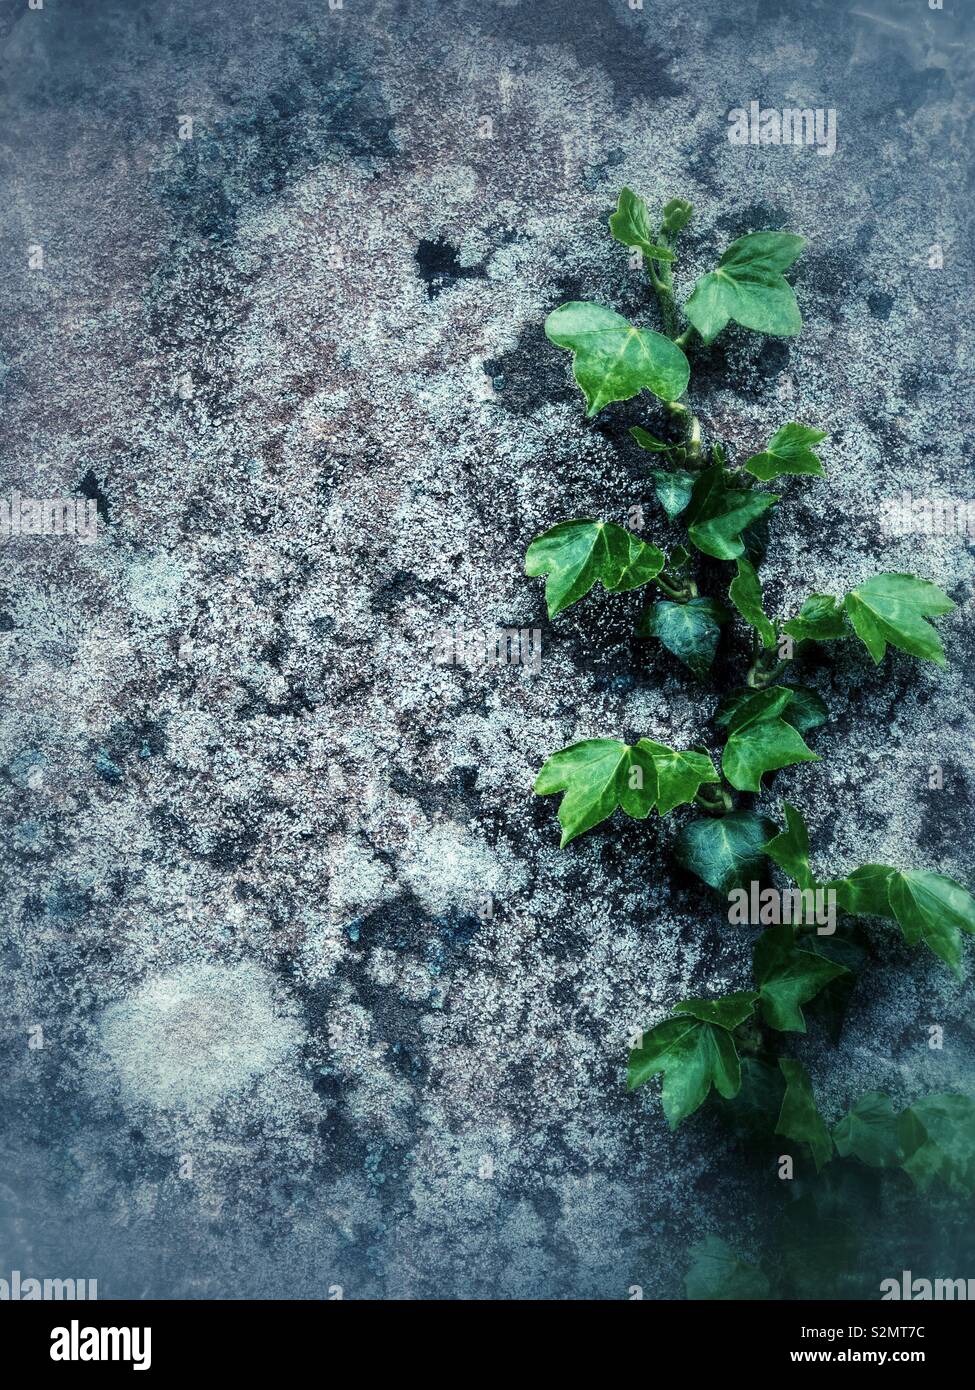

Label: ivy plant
[523,188,974,1298]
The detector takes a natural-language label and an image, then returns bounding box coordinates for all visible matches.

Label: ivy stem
[655,570,697,602]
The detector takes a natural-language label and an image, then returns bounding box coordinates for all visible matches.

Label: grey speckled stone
[1,0,974,1298]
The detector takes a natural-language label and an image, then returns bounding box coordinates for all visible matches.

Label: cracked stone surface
[1,0,974,1298]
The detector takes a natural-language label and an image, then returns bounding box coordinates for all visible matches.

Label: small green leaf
[900,1094,975,1196]
[629,425,670,452]
[722,1056,787,1138]
[843,572,954,667]
[803,929,866,1042]
[674,991,758,1030]
[722,687,819,793]
[764,802,814,890]
[744,423,826,481]
[661,197,693,236]
[728,557,776,648]
[639,597,729,678]
[609,186,675,261]
[684,1237,769,1301]
[684,231,805,345]
[782,593,849,643]
[675,810,777,893]
[526,520,665,618]
[627,1015,742,1128]
[775,1057,833,1172]
[887,869,975,975]
[828,863,895,919]
[640,739,720,816]
[650,469,695,519]
[545,302,691,415]
[753,924,848,1033]
[833,1091,910,1169]
[685,466,780,561]
[534,739,657,846]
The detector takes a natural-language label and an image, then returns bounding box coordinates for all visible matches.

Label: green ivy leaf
[775,1057,833,1172]
[545,302,691,415]
[674,991,758,1030]
[764,802,814,890]
[525,520,664,618]
[728,557,776,648]
[721,687,819,793]
[639,596,729,678]
[608,186,675,262]
[715,685,826,738]
[684,1237,769,1301]
[675,810,777,893]
[753,924,848,1033]
[744,423,827,481]
[828,863,895,918]
[627,1014,742,1128]
[843,573,954,667]
[650,469,695,519]
[534,739,657,846]
[782,593,849,644]
[684,231,805,345]
[640,739,720,815]
[629,425,671,453]
[803,929,866,1042]
[833,1091,911,1169]
[685,466,780,561]
[887,869,975,976]
[661,197,693,236]
[722,1056,787,1139]
[900,1094,975,1196]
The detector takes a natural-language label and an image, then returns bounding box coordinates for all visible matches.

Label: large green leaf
[525,520,664,618]
[753,925,848,1033]
[900,1094,975,1196]
[782,593,849,644]
[534,739,657,846]
[684,1237,769,1301]
[640,739,720,816]
[833,1091,911,1169]
[673,991,758,1030]
[775,1057,833,1172]
[545,302,691,415]
[675,810,777,893]
[684,231,805,345]
[843,573,954,666]
[744,423,826,481]
[639,596,729,678]
[608,186,674,262]
[534,736,719,845]
[721,687,819,793]
[728,557,776,648]
[685,466,780,561]
[763,802,814,889]
[887,869,975,975]
[627,1014,742,1128]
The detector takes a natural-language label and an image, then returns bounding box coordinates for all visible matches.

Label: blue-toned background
[1,0,973,1298]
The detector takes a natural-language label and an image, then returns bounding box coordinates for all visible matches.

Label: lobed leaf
[684,231,805,345]
[744,423,826,481]
[675,810,777,893]
[525,519,664,618]
[728,557,776,648]
[775,1057,833,1172]
[763,802,815,890]
[721,687,819,793]
[684,1237,769,1301]
[753,924,848,1033]
[639,596,729,678]
[843,572,954,667]
[545,301,691,415]
[627,1014,743,1128]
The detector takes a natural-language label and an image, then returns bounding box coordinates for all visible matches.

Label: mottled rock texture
[1,0,973,1298]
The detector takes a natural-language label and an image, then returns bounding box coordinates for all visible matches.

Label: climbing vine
[525,188,975,1299]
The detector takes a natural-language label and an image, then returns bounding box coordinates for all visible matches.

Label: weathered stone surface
[1,0,973,1298]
